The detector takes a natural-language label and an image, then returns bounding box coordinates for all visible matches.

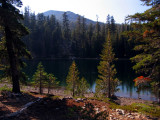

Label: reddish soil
[0,84,159,120]
[0,93,110,120]
[0,92,158,120]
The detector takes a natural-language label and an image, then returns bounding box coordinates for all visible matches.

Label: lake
[24,59,157,101]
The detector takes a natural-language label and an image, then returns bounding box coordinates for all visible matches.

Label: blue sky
[21,0,150,23]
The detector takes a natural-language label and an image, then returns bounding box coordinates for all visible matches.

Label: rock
[135,115,140,119]
[76,98,84,102]
[101,106,107,111]
[77,98,81,101]
[116,109,125,115]
[95,108,99,114]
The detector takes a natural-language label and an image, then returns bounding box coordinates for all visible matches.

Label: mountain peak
[43,10,96,24]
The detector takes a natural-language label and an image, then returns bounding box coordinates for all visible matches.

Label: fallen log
[0,98,42,119]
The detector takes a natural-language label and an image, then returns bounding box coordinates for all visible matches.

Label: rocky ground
[0,84,159,120]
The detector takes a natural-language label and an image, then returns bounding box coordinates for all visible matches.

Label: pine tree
[23,6,30,27]
[81,16,87,57]
[66,61,79,97]
[77,77,89,97]
[0,37,8,72]
[62,12,71,57]
[75,15,82,57]
[94,18,102,57]
[52,21,62,57]
[37,13,46,57]
[32,62,48,94]
[0,0,31,93]
[126,0,160,102]
[106,14,111,31]
[95,30,119,98]
[110,16,116,34]
[87,23,94,57]
[47,73,58,94]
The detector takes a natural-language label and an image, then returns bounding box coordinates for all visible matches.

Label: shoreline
[24,57,130,61]
[0,84,159,119]
[0,83,157,106]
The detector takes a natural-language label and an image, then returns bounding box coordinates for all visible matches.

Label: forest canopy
[22,8,135,59]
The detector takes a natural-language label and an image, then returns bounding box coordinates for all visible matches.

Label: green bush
[131,103,160,117]
[0,85,12,92]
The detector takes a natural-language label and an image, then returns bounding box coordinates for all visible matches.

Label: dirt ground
[0,84,159,120]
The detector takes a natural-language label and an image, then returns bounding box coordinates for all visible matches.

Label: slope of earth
[0,91,159,120]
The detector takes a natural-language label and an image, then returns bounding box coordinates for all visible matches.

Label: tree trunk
[39,70,42,94]
[73,81,75,97]
[5,26,20,93]
[158,80,160,104]
[108,76,111,98]
[48,85,50,94]
[108,66,111,98]
[72,71,75,97]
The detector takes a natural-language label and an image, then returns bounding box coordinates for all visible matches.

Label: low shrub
[0,85,11,92]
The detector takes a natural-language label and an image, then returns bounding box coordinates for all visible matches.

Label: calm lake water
[24,59,157,101]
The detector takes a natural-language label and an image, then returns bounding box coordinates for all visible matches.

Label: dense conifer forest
[22,8,136,59]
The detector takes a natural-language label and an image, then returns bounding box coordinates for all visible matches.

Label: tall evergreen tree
[62,12,71,57]
[86,23,94,57]
[66,61,79,97]
[126,0,160,102]
[95,30,119,98]
[110,16,116,34]
[81,16,87,57]
[37,13,46,57]
[52,22,62,57]
[23,6,30,27]
[106,14,111,31]
[0,0,31,93]
[32,62,48,94]
[93,18,102,57]
[77,77,89,97]
[75,15,82,57]
[47,73,58,94]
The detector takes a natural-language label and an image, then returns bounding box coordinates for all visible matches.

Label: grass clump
[108,101,160,118]
[0,85,12,92]
[52,95,61,100]
[131,103,160,117]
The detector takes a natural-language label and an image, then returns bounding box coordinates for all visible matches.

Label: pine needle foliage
[77,77,89,97]
[32,62,48,94]
[47,73,59,94]
[66,61,79,97]
[125,0,160,102]
[95,30,119,98]
[0,0,31,93]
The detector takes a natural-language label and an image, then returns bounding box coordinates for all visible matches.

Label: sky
[21,0,150,23]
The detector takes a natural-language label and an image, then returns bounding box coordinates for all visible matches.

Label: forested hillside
[23,8,136,59]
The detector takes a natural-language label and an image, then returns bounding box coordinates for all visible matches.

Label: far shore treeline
[22,7,136,59]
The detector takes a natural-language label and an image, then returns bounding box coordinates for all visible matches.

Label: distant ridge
[43,10,98,24]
